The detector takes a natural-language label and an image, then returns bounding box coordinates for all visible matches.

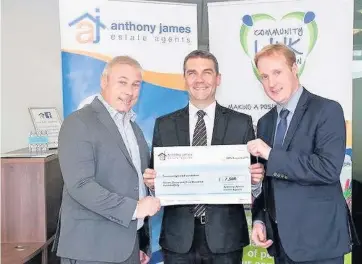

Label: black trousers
[162,220,243,264]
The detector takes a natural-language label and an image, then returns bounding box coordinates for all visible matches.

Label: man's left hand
[247,139,272,160]
[250,163,264,184]
[140,250,150,264]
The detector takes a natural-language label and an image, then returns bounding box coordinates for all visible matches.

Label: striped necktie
[192,110,207,217]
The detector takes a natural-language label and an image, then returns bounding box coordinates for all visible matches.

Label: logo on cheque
[239,11,318,79]
[158,152,167,161]
[69,8,106,44]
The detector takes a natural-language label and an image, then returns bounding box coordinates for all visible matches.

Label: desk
[1,148,63,263]
[1,236,54,264]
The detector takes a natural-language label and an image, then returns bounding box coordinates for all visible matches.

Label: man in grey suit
[55,56,161,264]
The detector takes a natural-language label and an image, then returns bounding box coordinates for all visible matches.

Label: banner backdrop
[208,0,353,263]
[59,0,197,262]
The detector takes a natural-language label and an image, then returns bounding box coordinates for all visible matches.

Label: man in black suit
[143,50,264,263]
[248,44,356,264]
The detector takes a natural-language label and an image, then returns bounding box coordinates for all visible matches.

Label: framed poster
[29,107,62,149]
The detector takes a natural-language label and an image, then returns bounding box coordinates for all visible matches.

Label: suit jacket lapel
[175,106,190,146]
[91,98,135,170]
[211,103,227,145]
[175,102,227,146]
[282,89,309,150]
[264,108,277,147]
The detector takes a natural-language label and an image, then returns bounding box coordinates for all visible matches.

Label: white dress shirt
[189,101,261,198]
[189,101,216,146]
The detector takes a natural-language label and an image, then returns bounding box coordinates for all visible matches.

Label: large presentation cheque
[153,145,251,206]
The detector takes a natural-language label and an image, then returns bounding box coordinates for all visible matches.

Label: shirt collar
[276,86,303,115]
[189,101,216,120]
[97,95,137,122]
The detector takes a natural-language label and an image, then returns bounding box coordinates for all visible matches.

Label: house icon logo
[38,112,53,119]
[68,8,106,44]
[158,152,167,161]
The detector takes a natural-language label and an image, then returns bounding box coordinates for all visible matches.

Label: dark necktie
[274,109,290,148]
[192,110,207,217]
[269,108,290,221]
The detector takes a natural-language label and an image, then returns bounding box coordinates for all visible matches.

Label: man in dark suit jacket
[143,50,265,263]
[248,43,355,264]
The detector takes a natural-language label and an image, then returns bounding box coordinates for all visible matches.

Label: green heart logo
[240,11,318,80]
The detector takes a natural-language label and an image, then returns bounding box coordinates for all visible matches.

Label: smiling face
[100,63,142,112]
[257,52,299,105]
[184,57,221,108]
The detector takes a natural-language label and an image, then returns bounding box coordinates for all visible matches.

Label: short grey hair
[102,56,143,78]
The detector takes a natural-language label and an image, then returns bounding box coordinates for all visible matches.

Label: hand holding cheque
[144,145,264,206]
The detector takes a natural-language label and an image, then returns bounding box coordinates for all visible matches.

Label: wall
[1,0,63,153]
[352,3,362,262]
[353,1,362,182]
[353,80,362,181]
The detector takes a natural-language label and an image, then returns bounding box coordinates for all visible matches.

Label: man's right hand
[143,168,156,189]
[136,196,161,218]
[252,222,273,248]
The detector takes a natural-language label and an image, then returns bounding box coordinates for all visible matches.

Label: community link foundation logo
[69,8,106,44]
[239,11,318,79]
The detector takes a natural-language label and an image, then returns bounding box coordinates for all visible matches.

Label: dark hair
[183,50,219,75]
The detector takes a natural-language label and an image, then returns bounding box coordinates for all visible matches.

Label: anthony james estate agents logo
[69,8,193,45]
[69,8,106,44]
[38,112,53,119]
[158,151,192,161]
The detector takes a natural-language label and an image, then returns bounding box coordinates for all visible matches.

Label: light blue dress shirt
[274,86,304,143]
[98,95,146,230]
